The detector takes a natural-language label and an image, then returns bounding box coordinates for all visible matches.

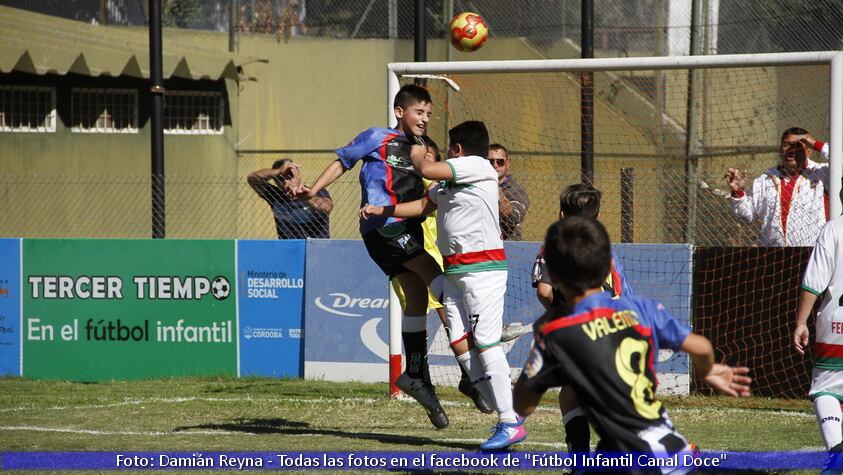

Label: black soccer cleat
[397,373,450,429]
[458,377,494,414]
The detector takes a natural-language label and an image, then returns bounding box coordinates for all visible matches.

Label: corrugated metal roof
[0,6,263,81]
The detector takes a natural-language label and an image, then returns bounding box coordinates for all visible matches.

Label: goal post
[385,51,843,397]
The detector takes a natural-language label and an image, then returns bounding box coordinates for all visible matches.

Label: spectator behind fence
[724,128,830,246]
[247,159,333,239]
[488,144,529,240]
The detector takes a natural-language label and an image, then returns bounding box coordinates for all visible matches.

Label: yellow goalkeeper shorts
[390,277,444,312]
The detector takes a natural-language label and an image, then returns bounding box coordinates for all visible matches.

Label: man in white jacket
[725,127,830,246]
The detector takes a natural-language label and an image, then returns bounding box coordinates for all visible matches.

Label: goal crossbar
[390,51,841,74]
[387,51,843,215]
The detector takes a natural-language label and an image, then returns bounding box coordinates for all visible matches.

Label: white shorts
[442,270,507,349]
[809,368,843,401]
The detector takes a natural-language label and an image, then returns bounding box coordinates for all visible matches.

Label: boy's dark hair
[394,84,432,110]
[543,216,611,294]
[781,127,808,143]
[448,121,489,159]
[421,135,442,162]
[489,143,508,156]
[560,184,602,219]
[272,158,292,169]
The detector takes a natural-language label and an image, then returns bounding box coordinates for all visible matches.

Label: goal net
[389,52,843,398]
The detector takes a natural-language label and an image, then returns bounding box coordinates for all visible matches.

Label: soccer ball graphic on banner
[449,12,488,52]
[211,276,230,300]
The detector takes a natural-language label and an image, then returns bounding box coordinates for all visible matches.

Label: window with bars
[164,91,224,135]
[71,88,138,133]
[0,86,56,133]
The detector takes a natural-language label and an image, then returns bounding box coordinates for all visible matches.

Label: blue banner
[0,451,834,471]
[302,241,692,388]
[0,238,21,376]
[615,244,692,386]
[304,240,390,381]
[237,240,306,378]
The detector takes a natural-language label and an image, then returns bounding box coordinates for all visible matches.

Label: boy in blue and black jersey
[301,84,454,429]
[513,216,751,470]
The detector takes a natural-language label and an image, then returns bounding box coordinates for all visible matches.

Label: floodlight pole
[414,0,426,64]
[149,0,165,239]
[228,0,238,53]
[581,0,594,186]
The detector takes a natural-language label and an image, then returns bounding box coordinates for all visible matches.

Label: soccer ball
[211,276,230,300]
[449,12,488,52]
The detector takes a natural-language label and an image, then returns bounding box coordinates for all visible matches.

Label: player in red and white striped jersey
[794,214,843,463]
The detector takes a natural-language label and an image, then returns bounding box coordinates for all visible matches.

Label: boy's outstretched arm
[359,197,437,220]
[682,333,751,397]
[304,160,346,198]
[410,145,454,181]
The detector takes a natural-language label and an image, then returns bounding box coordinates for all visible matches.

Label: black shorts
[362,221,426,279]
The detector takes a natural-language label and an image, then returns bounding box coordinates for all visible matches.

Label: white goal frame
[385,51,843,395]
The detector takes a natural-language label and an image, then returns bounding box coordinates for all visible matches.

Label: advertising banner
[23,239,236,381]
[303,240,692,393]
[237,240,305,378]
[303,241,548,383]
[304,240,389,382]
[0,238,21,375]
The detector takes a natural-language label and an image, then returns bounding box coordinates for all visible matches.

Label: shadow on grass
[173,417,477,450]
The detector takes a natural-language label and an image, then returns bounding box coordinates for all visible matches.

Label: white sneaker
[501,321,532,343]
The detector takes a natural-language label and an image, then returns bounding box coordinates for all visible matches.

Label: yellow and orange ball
[449,12,489,52]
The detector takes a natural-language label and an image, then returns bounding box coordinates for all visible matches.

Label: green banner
[23,239,236,381]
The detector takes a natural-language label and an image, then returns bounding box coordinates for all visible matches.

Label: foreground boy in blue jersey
[301,84,452,429]
[513,216,751,467]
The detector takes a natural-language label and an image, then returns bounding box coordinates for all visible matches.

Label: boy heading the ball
[361,120,523,451]
[300,84,451,429]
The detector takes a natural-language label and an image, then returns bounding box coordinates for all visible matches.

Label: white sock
[479,346,517,423]
[457,351,472,372]
[815,395,843,450]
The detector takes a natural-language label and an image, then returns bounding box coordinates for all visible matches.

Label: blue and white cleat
[480,418,527,452]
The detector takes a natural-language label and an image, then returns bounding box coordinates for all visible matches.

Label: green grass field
[0,377,824,473]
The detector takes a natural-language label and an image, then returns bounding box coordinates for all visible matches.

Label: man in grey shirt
[488,143,529,240]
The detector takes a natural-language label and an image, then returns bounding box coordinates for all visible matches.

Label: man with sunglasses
[489,144,530,240]
[724,127,830,246]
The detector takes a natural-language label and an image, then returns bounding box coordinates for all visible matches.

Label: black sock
[565,415,590,453]
[402,331,428,381]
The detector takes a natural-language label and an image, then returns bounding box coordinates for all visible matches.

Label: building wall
[0,72,239,238]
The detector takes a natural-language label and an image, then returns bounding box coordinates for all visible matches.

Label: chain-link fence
[4,0,842,54]
[0,157,821,247]
[0,1,840,246]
